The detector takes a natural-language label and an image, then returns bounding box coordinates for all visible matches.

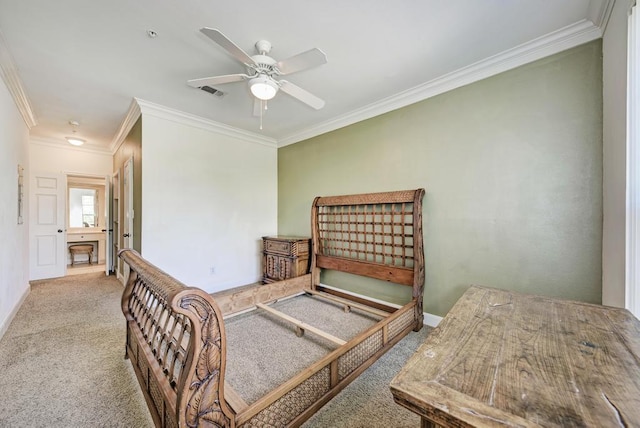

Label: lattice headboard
[310,189,425,321]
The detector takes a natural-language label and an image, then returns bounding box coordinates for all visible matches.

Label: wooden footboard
[120,249,234,428]
[120,188,425,427]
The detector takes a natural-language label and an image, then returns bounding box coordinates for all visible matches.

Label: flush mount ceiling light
[249,74,278,101]
[66,120,85,146]
[66,137,85,146]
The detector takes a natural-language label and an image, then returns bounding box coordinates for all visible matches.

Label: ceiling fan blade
[276,48,327,75]
[279,80,325,110]
[200,28,257,66]
[187,74,248,88]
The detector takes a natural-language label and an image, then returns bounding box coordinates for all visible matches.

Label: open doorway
[66,175,107,276]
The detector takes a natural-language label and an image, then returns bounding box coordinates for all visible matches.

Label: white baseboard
[319,283,442,327]
[422,312,443,328]
[0,284,30,340]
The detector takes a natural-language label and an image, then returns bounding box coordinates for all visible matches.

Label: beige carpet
[0,272,153,427]
[0,272,431,427]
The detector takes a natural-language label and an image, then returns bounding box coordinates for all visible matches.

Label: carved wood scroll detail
[178,292,232,428]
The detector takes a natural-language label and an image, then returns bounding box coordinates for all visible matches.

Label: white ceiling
[0,0,611,152]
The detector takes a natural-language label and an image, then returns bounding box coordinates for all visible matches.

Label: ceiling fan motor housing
[250,53,277,76]
[255,40,272,55]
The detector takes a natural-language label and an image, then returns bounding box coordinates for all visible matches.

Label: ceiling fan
[188,28,327,115]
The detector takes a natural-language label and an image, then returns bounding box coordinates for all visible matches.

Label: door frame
[65,171,111,274]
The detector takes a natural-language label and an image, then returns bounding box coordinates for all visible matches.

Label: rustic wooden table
[390,285,640,427]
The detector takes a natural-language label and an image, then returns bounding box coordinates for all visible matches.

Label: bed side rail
[235,301,418,426]
[120,249,234,428]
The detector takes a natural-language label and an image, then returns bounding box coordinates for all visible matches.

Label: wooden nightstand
[262,236,310,284]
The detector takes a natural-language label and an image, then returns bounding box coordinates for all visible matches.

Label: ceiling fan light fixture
[250,75,278,100]
[66,137,85,146]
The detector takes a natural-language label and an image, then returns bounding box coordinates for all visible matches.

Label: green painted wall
[278,40,603,317]
[113,117,142,252]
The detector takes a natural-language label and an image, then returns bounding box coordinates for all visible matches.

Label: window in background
[69,187,98,227]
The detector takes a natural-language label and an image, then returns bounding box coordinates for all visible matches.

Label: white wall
[30,140,113,175]
[141,114,278,292]
[28,141,115,277]
[0,76,30,338]
[602,0,629,307]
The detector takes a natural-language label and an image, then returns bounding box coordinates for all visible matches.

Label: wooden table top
[390,285,640,427]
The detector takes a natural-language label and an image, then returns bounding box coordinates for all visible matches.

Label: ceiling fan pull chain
[260,99,264,130]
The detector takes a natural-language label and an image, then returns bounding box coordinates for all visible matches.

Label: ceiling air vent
[199,86,225,97]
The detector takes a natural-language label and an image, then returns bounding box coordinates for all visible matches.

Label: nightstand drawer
[263,236,309,257]
[264,239,293,255]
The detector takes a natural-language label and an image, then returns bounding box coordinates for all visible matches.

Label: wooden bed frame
[120,188,425,427]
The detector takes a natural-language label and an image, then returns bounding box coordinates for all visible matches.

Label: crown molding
[0,31,37,129]
[588,0,616,33]
[109,98,141,154]
[278,19,602,147]
[134,98,277,148]
[31,136,113,155]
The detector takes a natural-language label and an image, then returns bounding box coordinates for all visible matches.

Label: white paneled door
[30,172,66,280]
[104,174,111,276]
[121,157,134,284]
